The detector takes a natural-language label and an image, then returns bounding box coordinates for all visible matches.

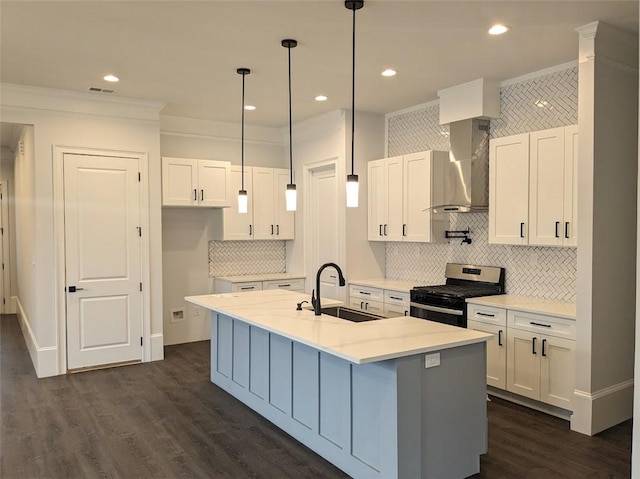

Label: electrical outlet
[170,308,185,323]
[425,353,440,368]
[193,306,201,317]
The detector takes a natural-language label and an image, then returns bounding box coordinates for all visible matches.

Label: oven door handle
[410,302,463,316]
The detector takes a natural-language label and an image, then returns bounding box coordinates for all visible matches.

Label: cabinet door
[529,128,565,246]
[362,299,385,316]
[162,157,198,206]
[221,166,253,240]
[468,320,507,390]
[384,304,409,318]
[273,168,295,239]
[489,134,530,245]
[367,159,387,241]
[385,156,404,241]
[506,328,540,401]
[563,125,578,246]
[540,335,575,409]
[403,151,431,242]
[198,160,231,207]
[252,167,276,240]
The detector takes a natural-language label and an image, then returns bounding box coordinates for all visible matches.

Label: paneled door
[64,153,143,370]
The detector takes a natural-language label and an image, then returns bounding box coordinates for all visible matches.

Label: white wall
[160,115,285,344]
[286,110,385,300]
[0,83,164,377]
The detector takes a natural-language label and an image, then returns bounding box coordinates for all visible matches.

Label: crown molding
[1,83,164,121]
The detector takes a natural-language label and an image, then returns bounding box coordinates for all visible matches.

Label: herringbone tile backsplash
[386,66,578,302]
[209,241,286,277]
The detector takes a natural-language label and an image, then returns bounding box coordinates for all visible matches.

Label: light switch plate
[425,353,441,368]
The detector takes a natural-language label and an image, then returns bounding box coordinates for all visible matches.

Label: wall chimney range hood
[430,118,490,213]
[429,78,500,213]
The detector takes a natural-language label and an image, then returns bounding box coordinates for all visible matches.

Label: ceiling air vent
[88,87,116,94]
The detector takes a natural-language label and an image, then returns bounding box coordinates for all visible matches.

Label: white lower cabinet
[467,302,576,411]
[506,310,575,410]
[349,284,410,317]
[467,304,508,389]
[214,277,305,294]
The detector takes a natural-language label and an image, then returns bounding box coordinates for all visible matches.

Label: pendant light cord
[350,3,356,176]
[241,72,246,191]
[287,45,293,185]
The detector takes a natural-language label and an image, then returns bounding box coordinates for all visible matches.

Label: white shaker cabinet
[253,167,294,240]
[506,310,575,410]
[467,304,508,389]
[212,166,294,241]
[489,125,578,247]
[162,157,231,207]
[488,134,530,245]
[529,126,578,246]
[368,150,448,243]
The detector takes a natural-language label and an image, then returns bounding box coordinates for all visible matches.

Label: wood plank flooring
[1,314,632,478]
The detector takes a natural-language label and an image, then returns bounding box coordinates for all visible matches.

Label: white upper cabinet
[489,133,530,245]
[212,166,294,241]
[489,125,578,247]
[162,157,231,207]
[368,150,448,243]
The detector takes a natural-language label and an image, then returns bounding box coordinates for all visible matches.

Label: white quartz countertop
[466,295,576,320]
[186,290,492,364]
[349,279,418,292]
[214,272,306,283]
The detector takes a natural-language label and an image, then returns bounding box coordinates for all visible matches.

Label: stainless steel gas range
[410,263,505,328]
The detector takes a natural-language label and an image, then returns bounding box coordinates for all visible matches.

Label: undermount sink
[318,306,385,323]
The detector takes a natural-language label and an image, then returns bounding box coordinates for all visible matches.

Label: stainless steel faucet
[311,262,346,316]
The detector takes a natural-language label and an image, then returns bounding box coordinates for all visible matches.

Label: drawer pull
[277,284,291,288]
[565,222,570,239]
[477,312,495,317]
[402,224,406,236]
[542,338,547,357]
[379,224,383,236]
[498,329,503,346]
[240,286,255,290]
[520,222,525,238]
[530,321,552,328]
[359,291,371,295]
[555,221,560,238]
[532,337,537,355]
[360,301,364,309]
[389,296,403,301]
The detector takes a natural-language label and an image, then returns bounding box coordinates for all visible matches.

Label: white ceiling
[1,1,638,129]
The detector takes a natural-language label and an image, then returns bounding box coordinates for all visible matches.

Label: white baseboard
[15,297,59,378]
[487,387,572,421]
[150,333,164,361]
[572,379,634,435]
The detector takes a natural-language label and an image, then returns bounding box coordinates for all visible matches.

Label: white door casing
[0,182,8,313]
[61,151,146,371]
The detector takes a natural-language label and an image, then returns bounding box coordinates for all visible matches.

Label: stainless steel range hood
[430,118,490,213]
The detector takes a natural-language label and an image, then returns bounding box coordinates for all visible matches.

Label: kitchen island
[186,290,492,479]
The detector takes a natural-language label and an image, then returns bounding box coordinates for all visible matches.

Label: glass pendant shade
[285,184,297,211]
[238,189,248,214]
[346,174,359,208]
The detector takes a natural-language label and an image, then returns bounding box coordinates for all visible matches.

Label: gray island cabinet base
[211,312,487,479]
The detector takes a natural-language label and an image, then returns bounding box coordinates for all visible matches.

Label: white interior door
[310,164,339,300]
[0,183,4,313]
[64,153,143,370]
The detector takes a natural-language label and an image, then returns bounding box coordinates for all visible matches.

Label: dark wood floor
[1,314,632,478]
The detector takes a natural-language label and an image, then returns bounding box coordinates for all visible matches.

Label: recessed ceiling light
[314,95,328,102]
[381,69,397,77]
[103,74,119,82]
[244,105,256,111]
[488,24,509,35]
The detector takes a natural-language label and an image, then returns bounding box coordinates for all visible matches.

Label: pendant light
[282,39,298,212]
[237,67,250,214]
[345,0,363,208]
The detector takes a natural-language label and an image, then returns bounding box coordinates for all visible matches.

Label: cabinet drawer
[384,290,410,306]
[349,285,384,302]
[507,310,576,340]
[231,282,263,293]
[263,278,305,291]
[467,305,507,326]
[349,297,385,315]
[384,303,410,318]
